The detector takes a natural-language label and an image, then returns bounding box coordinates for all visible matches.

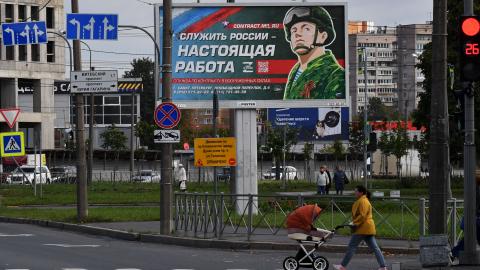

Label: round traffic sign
[183,142,190,150]
[154,102,181,129]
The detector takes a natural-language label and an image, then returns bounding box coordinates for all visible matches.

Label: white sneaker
[333,265,347,270]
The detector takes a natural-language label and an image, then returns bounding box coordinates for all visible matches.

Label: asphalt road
[0,222,423,270]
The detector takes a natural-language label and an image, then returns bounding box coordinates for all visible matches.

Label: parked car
[6,165,52,185]
[263,166,298,180]
[51,166,77,183]
[132,170,161,183]
[217,167,232,182]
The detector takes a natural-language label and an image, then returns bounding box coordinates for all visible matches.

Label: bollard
[419,198,426,236]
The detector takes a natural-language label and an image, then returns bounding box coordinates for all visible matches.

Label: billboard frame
[154,1,349,109]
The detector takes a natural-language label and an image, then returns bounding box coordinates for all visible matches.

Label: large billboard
[268,107,349,141]
[156,3,348,109]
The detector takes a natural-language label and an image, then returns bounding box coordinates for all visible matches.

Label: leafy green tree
[377,132,392,176]
[348,119,365,181]
[134,120,155,149]
[100,124,127,160]
[124,58,155,125]
[302,142,314,182]
[265,122,298,187]
[323,140,346,166]
[389,122,410,181]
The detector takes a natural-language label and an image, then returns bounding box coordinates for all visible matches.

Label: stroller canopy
[286,204,322,232]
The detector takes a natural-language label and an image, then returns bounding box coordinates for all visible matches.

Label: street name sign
[154,130,180,143]
[66,14,118,40]
[194,137,236,167]
[0,132,25,157]
[0,108,21,129]
[70,70,118,93]
[1,21,47,46]
[154,102,181,129]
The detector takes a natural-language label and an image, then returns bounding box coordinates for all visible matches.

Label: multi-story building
[349,24,398,116]
[395,23,432,117]
[0,0,65,149]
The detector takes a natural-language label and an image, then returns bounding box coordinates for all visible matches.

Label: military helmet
[283,6,336,46]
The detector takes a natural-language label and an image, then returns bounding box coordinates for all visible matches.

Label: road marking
[44,244,100,248]
[0,234,33,237]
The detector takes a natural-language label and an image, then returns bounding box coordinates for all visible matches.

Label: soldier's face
[290,21,327,55]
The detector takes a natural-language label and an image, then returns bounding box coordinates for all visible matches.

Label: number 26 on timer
[466,43,480,55]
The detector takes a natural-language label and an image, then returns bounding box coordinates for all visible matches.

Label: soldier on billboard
[283,6,345,100]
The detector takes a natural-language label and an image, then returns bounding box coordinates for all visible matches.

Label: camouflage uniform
[283,50,345,99]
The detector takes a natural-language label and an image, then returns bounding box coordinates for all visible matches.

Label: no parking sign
[154,102,181,129]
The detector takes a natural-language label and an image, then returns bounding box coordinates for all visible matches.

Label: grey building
[0,0,65,150]
[349,27,398,116]
[395,23,432,117]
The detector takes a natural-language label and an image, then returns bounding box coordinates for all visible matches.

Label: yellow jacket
[351,195,376,235]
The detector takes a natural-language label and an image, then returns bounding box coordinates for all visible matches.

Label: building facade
[395,24,432,117]
[349,25,398,116]
[0,0,65,150]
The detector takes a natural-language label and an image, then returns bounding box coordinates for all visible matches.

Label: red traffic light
[462,17,480,36]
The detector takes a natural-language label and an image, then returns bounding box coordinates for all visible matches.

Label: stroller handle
[333,224,355,231]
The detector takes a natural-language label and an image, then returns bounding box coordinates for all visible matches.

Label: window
[19,45,27,61]
[18,5,27,22]
[6,46,15,60]
[31,6,40,21]
[5,4,14,23]
[47,41,55,62]
[104,96,120,105]
[31,44,40,61]
[46,7,55,29]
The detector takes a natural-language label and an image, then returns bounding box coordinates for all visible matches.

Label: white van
[6,165,52,185]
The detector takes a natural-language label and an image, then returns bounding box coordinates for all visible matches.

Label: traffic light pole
[362,47,368,187]
[459,0,480,265]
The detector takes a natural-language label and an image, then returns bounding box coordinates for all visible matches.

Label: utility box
[419,235,450,267]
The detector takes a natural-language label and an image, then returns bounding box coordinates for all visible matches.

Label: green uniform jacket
[283,50,345,100]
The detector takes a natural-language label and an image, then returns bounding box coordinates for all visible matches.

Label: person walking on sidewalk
[333,165,348,195]
[334,185,387,270]
[316,166,328,195]
[178,164,187,192]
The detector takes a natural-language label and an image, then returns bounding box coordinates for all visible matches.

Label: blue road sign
[66,14,118,40]
[155,103,181,129]
[1,21,47,46]
[0,132,25,157]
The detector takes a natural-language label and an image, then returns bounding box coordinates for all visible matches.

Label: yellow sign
[194,137,236,167]
[0,132,25,157]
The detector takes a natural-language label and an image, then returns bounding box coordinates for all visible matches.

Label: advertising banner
[268,107,349,141]
[156,3,347,108]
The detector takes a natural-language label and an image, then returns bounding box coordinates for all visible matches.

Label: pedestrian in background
[316,166,328,195]
[325,165,332,194]
[334,185,387,270]
[333,165,348,195]
[178,164,187,192]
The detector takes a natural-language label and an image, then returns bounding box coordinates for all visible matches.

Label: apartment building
[349,24,397,116]
[0,0,65,149]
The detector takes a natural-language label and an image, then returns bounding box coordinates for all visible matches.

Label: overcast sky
[63,0,433,75]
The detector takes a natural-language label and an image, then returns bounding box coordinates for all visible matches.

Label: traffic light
[459,16,480,81]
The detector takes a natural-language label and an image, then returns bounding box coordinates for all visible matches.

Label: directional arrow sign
[66,14,118,40]
[0,108,21,129]
[71,70,118,93]
[1,21,47,46]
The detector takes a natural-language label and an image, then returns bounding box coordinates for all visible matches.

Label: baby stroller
[283,204,351,270]
[283,224,352,270]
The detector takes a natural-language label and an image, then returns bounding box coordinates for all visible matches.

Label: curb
[0,216,418,255]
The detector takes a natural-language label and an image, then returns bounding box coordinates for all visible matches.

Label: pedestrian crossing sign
[0,132,25,157]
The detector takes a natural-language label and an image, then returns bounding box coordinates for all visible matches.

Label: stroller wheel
[283,256,299,270]
[312,256,329,270]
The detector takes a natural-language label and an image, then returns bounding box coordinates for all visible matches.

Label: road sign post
[1,21,47,46]
[66,14,118,40]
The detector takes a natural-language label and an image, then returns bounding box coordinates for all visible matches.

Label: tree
[124,58,155,125]
[302,142,314,182]
[265,122,298,188]
[389,121,410,181]
[134,120,155,149]
[323,140,346,166]
[348,119,365,181]
[100,124,127,160]
[377,132,392,176]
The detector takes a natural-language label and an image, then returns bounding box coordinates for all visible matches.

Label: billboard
[268,107,349,141]
[156,3,348,109]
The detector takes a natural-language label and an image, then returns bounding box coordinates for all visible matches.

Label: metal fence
[174,192,464,244]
